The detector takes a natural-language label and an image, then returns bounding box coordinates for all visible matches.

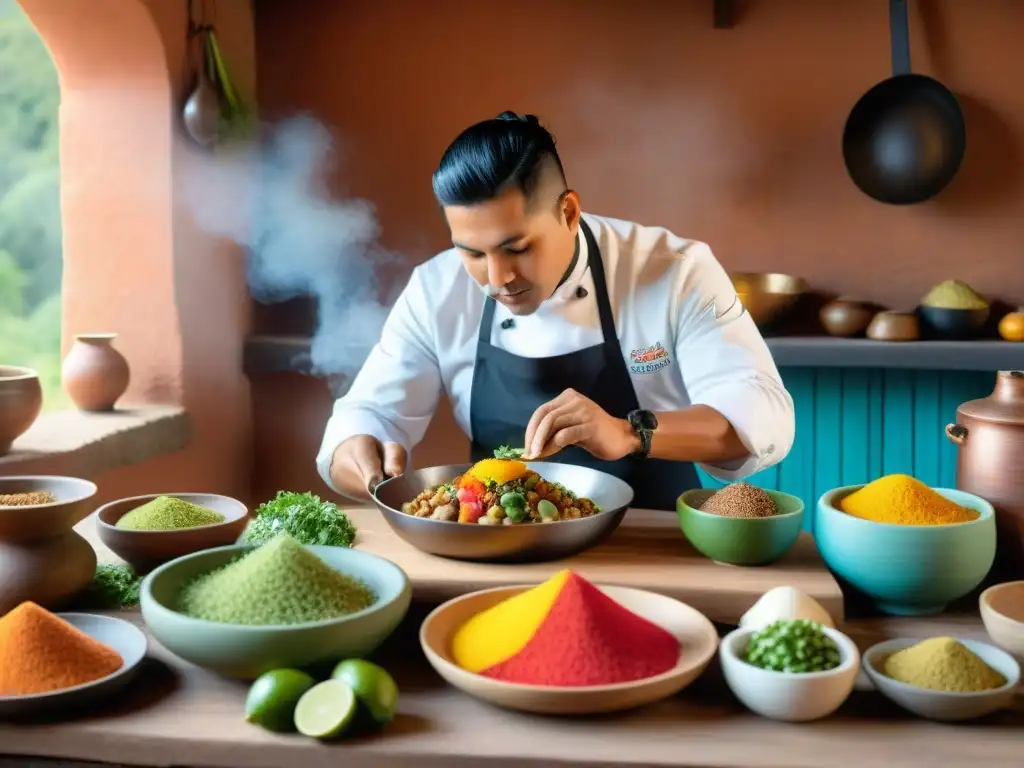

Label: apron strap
[478,288,497,343]
[578,219,617,342]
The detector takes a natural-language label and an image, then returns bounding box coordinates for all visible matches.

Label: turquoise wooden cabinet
[696,368,995,532]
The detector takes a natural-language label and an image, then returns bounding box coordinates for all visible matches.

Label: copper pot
[945,370,1024,579]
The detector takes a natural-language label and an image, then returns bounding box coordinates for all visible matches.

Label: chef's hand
[523,389,638,461]
[329,435,407,500]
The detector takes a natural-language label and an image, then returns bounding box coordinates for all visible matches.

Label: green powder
[175,534,376,625]
[116,495,225,531]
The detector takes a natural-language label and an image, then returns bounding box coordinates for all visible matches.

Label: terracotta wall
[19,0,256,505]
[251,0,1024,503]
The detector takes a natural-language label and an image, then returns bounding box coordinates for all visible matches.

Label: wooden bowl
[730,272,808,328]
[867,311,919,342]
[820,299,876,337]
[0,476,98,542]
[96,493,249,572]
[419,584,719,715]
[0,366,42,456]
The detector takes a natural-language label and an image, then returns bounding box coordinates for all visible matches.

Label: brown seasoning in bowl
[699,483,778,519]
[0,491,57,507]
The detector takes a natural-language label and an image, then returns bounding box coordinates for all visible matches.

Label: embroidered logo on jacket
[629,342,671,374]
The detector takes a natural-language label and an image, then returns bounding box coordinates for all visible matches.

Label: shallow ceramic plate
[420,584,719,715]
[0,613,148,718]
[862,637,1021,722]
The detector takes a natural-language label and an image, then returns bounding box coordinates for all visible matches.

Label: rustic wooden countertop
[0,609,1019,768]
[0,515,1020,768]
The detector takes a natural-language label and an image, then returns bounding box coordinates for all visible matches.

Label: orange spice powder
[0,602,123,696]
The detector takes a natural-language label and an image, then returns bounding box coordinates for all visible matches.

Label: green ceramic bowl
[140,543,412,680]
[676,488,805,566]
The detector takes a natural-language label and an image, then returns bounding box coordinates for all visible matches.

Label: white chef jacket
[317,212,795,496]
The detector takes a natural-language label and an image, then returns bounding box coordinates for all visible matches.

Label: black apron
[468,219,701,511]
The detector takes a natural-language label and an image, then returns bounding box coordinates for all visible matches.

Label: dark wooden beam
[713,0,735,29]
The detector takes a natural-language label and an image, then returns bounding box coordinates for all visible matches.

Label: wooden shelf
[243,334,1024,378]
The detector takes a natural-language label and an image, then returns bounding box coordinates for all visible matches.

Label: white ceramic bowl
[862,637,1020,722]
[0,613,147,718]
[980,581,1024,665]
[719,625,860,722]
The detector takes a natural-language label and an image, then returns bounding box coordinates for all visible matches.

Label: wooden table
[0,512,1018,768]
[336,507,844,624]
[0,607,1020,768]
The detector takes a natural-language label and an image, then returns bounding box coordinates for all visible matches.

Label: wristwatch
[626,409,658,458]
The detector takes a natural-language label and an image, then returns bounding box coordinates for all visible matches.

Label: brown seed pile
[699,483,778,519]
[0,491,57,507]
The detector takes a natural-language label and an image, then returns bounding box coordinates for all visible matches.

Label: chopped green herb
[73,563,143,610]
[493,445,525,459]
[743,619,842,674]
[241,491,358,548]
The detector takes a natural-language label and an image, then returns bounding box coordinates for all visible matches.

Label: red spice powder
[481,572,679,686]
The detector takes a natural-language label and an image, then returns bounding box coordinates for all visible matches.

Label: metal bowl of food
[372,461,634,563]
[730,272,808,328]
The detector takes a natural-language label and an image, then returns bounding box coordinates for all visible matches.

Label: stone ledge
[0,405,190,478]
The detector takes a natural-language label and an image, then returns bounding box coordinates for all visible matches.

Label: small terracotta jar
[62,333,130,412]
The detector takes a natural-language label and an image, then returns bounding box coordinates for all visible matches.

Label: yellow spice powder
[839,474,978,526]
[883,637,1005,693]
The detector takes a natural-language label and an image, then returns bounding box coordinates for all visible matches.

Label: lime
[293,680,358,739]
[244,669,316,733]
[331,659,399,726]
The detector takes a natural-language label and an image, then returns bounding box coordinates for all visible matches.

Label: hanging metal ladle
[182,25,221,147]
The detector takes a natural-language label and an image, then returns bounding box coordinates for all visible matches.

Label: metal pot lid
[958,370,1024,425]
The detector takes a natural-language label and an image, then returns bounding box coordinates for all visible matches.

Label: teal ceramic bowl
[816,485,996,616]
[676,488,805,566]
[140,543,412,680]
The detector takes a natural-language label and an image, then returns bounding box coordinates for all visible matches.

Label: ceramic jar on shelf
[61,333,130,412]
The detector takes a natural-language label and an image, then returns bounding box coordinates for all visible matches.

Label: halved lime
[244,669,316,733]
[331,659,399,726]
[293,680,358,739]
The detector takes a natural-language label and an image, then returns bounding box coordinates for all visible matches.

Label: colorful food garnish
[401,447,601,525]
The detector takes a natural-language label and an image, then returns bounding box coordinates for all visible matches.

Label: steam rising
[182,116,401,380]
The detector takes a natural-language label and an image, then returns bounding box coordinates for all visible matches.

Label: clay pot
[0,476,98,613]
[62,333,130,412]
[820,299,876,338]
[0,366,42,456]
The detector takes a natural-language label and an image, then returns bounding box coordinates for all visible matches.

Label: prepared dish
[401,447,602,525]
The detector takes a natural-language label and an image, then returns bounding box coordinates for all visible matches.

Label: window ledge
[0,405,190,478]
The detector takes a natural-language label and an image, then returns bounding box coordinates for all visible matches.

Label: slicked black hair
[432,111,567,208]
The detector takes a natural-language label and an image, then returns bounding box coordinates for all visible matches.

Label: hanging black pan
[842,0,965,205]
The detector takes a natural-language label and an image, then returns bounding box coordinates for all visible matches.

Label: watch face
[630,410,658,431]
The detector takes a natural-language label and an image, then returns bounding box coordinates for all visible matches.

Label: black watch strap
[627,409,658,458]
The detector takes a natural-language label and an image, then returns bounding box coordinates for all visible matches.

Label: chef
[317,111,795,510]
